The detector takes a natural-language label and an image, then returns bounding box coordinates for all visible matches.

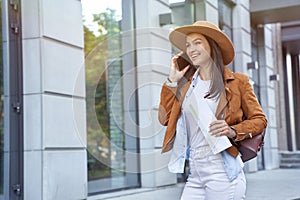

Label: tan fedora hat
[169,21,235,65]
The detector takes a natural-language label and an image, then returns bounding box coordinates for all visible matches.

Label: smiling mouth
[190,54,199,60]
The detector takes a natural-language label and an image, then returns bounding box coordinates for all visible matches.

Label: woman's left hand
[209,120,236,138]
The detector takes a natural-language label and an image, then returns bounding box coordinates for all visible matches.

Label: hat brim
[169,25,235,65]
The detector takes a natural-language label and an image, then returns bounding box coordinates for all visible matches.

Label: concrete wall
[273,24,288,151]
[22,0,87,199]
[232,0,251,74]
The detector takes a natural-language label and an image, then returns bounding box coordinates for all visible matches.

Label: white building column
[232,0,261,172]
[22,0,87,199]
[273,23,288,152]
[232,0,252,74]
[257,24,280,170]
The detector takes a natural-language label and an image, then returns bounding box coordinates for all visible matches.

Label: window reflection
[82,0,139,194]
[170,0,194,26]
[218,0,234,70]
[84,7,122,180]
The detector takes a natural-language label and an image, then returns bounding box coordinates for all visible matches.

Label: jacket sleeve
[158,83,178,126]
[232,75,268,141]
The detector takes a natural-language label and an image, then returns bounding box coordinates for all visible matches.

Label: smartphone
[176,53,191,71]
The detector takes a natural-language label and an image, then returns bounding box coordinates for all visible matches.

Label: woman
[158,21,267,199]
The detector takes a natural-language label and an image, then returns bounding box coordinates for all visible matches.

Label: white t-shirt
[182,76,220,151]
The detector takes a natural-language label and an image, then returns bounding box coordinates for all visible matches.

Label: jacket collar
[224,67,235,82]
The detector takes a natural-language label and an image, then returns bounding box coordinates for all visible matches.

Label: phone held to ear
[176,53,191,71]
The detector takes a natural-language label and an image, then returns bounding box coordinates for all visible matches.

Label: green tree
[84,8,121,179]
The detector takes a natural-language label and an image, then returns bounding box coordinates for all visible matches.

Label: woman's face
[186,33,211,67]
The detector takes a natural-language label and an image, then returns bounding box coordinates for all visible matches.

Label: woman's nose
[187,45,195,52]
[190,43,199,51]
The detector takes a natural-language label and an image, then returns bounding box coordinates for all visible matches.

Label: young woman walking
[158,21,267,200]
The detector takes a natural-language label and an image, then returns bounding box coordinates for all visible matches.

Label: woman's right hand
[168,52,190,83]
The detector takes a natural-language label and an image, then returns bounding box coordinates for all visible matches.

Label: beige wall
[22,0,87,199]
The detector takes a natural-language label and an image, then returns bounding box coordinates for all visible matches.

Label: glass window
[218,0,232,30]
[170,0,195,26]
[250,27,260,100]
[250,27,264,170]
[81,0,140,195]
[218,0,234,69]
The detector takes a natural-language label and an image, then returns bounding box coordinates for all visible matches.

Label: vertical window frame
[7,0,24,199]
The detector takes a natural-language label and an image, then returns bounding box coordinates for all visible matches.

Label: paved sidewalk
[89,169,300,200]
[245,169,300,200]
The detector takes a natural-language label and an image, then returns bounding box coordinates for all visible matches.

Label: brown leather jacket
[158,67,268,157]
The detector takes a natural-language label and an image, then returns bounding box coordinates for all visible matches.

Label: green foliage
[84,8,121,180]
[93,8,120,36]
[83,26,99,58]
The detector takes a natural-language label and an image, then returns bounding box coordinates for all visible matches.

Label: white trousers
[181,150,246,200]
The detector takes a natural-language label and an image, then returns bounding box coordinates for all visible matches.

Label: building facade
[0,0,300,199]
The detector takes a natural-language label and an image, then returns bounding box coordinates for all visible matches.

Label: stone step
[280,163,300,169]
[280,151,300,159]
[280,152,300,169]
[280,157,300,164]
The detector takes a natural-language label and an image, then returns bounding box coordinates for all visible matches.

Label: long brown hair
[204,36,225,99]
[176,36,225,101]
